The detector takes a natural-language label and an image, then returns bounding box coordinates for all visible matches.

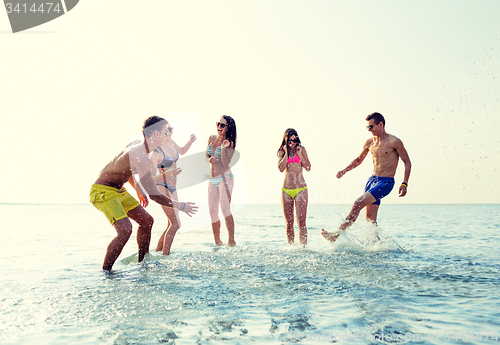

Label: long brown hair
[221,115,237,149]
[277,128,301,156]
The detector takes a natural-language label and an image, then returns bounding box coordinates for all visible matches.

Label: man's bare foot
[215,240,224,246]
[321,229,342,242]
[228,240,236,247]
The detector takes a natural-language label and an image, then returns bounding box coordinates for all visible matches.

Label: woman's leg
[159,191,181,255]
[220,176,235,246]
[208,181,223,245]
[295,189,308,246]
[155,186,175,252]
[281,190,295,244]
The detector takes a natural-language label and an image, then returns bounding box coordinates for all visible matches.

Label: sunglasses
[366,125,374,130]
[216,122,227,129]
[159,127,173,135]
[288,137,300,143]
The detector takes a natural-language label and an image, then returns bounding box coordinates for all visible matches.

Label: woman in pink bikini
[206,115,237,247]
[277,128,311,246]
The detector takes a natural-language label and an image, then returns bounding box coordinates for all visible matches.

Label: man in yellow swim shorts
[90,116,198,271]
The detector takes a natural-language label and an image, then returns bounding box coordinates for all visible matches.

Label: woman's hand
[222,140,230,149]
[296,146,303,156]
[162,167,182,177]
[189,134,197,143]
[209,156,219,164]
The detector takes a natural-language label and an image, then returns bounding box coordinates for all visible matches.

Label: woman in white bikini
[206,115,237,247]
[150,122,196,255]
[277,128,311,246]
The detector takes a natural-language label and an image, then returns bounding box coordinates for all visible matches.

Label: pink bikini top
[287,155,301,165]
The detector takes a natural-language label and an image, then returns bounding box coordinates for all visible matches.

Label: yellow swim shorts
[89,184,140,225]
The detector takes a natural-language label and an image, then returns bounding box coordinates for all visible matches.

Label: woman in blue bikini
[206,115,237,247]
[150,121,196,255]
[277,128,311,246]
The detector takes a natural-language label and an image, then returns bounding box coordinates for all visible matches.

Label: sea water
[0,204,499,344]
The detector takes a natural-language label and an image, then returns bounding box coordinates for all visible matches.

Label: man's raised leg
[321,192,376,242]
[341,192,377,230]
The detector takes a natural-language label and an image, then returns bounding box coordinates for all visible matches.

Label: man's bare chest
[369,142,395,159]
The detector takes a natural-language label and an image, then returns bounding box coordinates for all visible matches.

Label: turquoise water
[1,204,499,344]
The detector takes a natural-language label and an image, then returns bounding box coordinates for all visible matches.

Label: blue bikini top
[157,143,179,169]
[206,138,222,158]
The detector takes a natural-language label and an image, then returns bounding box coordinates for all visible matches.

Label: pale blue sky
[1,0,499,205]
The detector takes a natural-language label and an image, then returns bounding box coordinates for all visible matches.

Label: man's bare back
[94,145,141,189]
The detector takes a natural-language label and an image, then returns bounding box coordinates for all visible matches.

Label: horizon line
[1,202,498,206]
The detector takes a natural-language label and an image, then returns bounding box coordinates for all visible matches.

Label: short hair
[366,112,385,127]
[142,116,168,138]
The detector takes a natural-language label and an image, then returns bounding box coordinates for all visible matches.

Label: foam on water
[1,204,499,344]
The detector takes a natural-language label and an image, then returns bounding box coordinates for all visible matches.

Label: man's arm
[128,176,149,208]
[132,147,197,216]
[139,171,197,216]
[336,140,370,179]
[394,138,411,197]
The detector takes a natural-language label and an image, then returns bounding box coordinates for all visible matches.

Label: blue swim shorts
[364,175,395,205]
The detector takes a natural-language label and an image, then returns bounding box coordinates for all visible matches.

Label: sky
[1,0,499,205]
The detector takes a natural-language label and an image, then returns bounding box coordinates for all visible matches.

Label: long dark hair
[277,128,301,156]
[222,115,237,149]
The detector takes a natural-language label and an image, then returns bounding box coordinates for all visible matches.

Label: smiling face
[288,134,298,149]
[166,125,173,140]
[154,124,169,146]
[217,118,228,136]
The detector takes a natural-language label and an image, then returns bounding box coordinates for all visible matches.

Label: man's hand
[138,193,149,208]
[399,184,408,197]
[336,169,346,179]
[179,202,198,217]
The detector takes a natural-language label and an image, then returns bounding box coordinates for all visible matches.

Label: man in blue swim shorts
[322,113,412,242]
[364,175,395,206]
